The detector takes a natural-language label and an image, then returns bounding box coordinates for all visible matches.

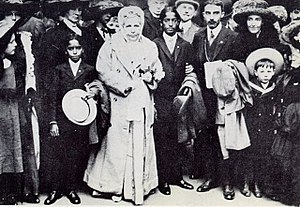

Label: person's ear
[254,69,258,76]
[221,11,225,18]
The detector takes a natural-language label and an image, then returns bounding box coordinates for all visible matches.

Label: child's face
[66,39,83,62]
[254,65,275,84]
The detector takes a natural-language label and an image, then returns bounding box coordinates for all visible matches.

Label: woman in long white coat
[83,6,164,205]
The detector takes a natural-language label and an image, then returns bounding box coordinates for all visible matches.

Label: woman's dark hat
[232,0,277,25]
[281,21,300,49]
[0,0,40,16]
[86,0,124,20]
[42,0,89,19]
[0,16,28,54]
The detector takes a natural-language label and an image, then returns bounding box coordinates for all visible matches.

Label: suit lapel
[174,37,183,63]
[211,26,227,60]
[62,63,75,79]
[74,62,86,80]
[157,37,173,61]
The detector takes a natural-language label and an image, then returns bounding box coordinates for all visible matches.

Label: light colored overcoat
[84,32,164,205]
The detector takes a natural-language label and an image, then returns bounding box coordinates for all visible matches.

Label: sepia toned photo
[0,0,299,206]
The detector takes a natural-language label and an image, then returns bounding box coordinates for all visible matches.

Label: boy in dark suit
[153,6,195,196]
[45,33,97,205]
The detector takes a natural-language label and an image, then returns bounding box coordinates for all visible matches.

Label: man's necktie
[209,30,215,45]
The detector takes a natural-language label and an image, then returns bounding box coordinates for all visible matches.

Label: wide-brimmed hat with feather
[232,0,276,25]
[281,21,300,50]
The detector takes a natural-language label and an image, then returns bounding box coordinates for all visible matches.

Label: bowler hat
[232,0,277,25]
[175,0,199,10]
[245,48,284,76]
[62,89,97,126]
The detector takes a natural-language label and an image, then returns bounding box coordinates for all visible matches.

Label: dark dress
[277,69,300,206]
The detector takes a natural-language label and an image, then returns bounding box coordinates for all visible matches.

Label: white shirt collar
[163,32,178,42]
[163,32,178,53]
[207,23,222,39]
[68,58,82,76]
[180,20,192,33]
[63,18,82,36]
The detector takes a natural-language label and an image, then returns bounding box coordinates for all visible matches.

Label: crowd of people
[0,0,300,205]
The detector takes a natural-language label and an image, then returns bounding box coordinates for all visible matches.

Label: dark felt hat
[0,0,40,16]
[281,21,300,49]
[42,0,89,19]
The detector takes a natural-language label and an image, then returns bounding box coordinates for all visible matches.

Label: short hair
[64,33,84,50]
[255,59,275,71]
[203,0,224,12]
[159,6,181,21]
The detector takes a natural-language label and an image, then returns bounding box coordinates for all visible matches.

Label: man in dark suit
[84,0,123,66]
[192,0,237,200]
[143,0,169,40]
[153,6,195,196]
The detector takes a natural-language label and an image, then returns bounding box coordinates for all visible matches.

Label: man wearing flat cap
[175,0,201,43]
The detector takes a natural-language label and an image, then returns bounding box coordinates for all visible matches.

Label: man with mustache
[192,0,237,200]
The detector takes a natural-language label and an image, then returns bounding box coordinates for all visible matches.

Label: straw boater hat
[62,89,97,126]
[232,0,277,25]
[245,48,284,76]
[175,0,200,10]
[281,21,300,49]
[86,0,124,20]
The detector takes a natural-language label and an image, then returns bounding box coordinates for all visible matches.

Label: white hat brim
[62,89,97,126]
[245,48,284,76]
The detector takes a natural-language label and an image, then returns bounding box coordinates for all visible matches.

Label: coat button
[116,69,120,73]
[258,113,261,116]
[113,97,117,102]
[258,129,261,132]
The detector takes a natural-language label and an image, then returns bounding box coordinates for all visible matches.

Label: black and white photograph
[0,0,299,205]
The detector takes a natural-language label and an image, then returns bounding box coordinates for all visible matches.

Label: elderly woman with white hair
[83,6,164,205]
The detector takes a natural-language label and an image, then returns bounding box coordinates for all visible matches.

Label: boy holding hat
[243,48,284,199]
[45,33,97,205]
[175,0,200,43]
